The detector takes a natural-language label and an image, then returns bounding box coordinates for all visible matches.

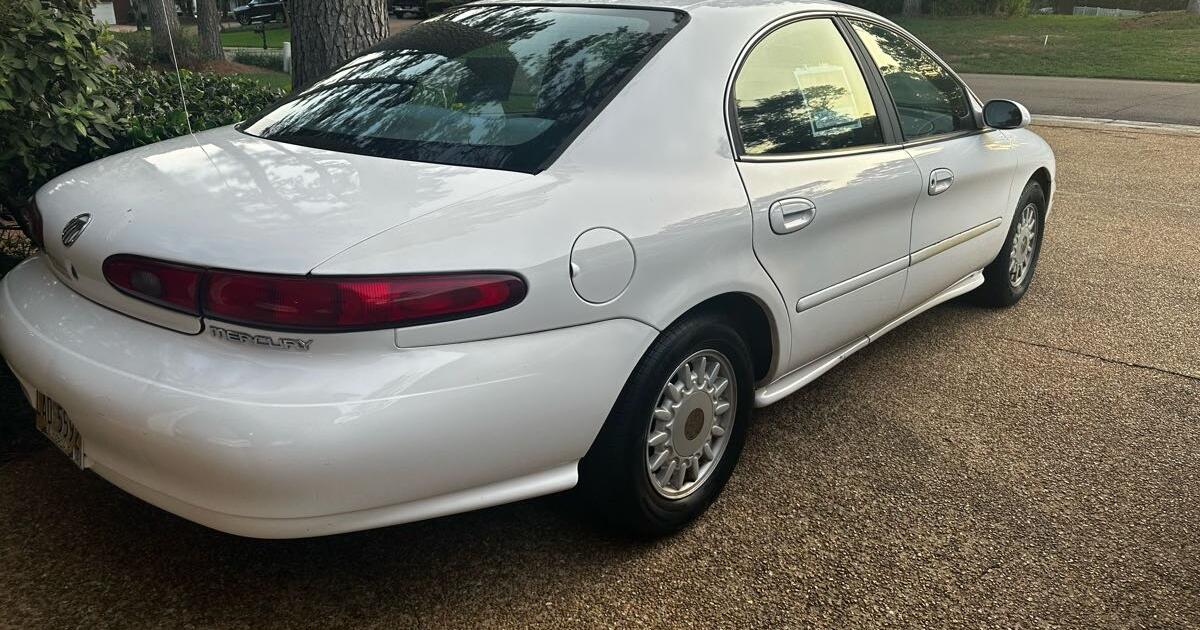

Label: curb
[1032,115,1200,136]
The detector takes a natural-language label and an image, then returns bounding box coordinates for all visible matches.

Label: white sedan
[0,0,1053,538]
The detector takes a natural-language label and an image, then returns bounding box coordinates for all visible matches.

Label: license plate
[36,392,84,468]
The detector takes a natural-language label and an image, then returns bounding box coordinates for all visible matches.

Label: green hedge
[113,29,200,67]
[232,48,286,72]
[1052,0,1188,10]
[928,0,1031,15]
[2,67,284,215]
[99,69,285,150]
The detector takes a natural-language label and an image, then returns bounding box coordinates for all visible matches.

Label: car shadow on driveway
[3,302,1196,629]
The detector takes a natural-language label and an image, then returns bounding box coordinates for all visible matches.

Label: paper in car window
[792,64,864,137]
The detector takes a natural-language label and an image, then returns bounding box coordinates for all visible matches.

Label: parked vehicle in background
[1,0,1053,539]
[392,0,428,18]
[233,0,287,25]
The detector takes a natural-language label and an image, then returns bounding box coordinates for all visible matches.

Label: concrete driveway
[0,125,1197,628]
[963,73,1200,126]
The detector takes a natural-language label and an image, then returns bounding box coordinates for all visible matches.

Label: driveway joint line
[997,336,1199,382]
[1054,190,1199,210]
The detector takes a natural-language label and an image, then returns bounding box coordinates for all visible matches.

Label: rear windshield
[241,5,684,172]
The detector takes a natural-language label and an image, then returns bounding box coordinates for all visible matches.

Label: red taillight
[205,271,526,331]
[103,255,203,315]
[102,255,526,332]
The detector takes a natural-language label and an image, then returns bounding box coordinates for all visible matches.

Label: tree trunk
[1188,0,1199,15]
[146,0,181,63]
[197,0,222,61]
[290,0,388,91]
[902,0,922,16]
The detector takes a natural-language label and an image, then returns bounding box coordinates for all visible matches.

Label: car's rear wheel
[578,311,754,536]
[973,179,1046,307]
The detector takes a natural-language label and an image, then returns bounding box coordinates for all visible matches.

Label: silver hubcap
[645,350,737,500]
[1009,203,1039,287]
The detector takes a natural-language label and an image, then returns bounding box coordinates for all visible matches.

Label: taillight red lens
[205,271,526,331]
[102,254,526,331]
[102,255,203,315]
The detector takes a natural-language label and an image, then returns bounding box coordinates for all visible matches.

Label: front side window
[849,20,974,140]
[242,6,684,172]
[733,18,883,156]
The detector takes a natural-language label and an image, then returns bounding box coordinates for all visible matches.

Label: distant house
[94,0,240,26]
[92,1,118,24]
[92,0,133,25]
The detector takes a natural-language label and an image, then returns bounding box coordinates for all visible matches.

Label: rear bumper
[0,256,656,538]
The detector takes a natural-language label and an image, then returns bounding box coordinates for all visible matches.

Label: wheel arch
[665,291,781,385]
[1030,166,1052,205]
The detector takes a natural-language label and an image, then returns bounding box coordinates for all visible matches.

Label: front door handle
[928,168,954,196]
[768,198,817,234]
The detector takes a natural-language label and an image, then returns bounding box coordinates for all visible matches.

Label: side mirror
[983,99,1031,130]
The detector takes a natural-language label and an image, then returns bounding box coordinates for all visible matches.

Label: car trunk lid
[35,126,529,334]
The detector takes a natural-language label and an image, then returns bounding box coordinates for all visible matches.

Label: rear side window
[733,18,883,156]
[241,6,684,173]
[849,20,975,140]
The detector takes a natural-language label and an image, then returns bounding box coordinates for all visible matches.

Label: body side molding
[795,256,908,312]
[911,218,1002,265]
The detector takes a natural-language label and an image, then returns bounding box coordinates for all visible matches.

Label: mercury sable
[0,0,1053,538]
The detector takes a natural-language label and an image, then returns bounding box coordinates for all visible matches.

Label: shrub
[114,28,200,67]
[1,63,285,217]
[999,0,1032,14]
[0,0,125,212]
[232,48,285,72]
[99,69,285,150]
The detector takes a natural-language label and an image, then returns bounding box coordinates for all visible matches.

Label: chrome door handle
[768,198,817,234]
[928,168,954,196]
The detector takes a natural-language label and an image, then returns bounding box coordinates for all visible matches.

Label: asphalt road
[1,125,1198,628]
[962,73,1200,126]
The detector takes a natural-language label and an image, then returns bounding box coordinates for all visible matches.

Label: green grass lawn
[240,70,291,91]
[220,24,290,49]
[895,12,1200,82]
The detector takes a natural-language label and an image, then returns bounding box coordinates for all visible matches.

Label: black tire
[973,179,1046,307]
[577,311,754,537]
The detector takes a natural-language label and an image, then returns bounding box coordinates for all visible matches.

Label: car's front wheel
[578,311,754,536]
[974,179,1046,307]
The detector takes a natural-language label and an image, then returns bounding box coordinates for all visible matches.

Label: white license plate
[36,392,84,468]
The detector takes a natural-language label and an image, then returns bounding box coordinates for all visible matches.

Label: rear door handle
[928,168,954,196]
[768,198,817,234]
